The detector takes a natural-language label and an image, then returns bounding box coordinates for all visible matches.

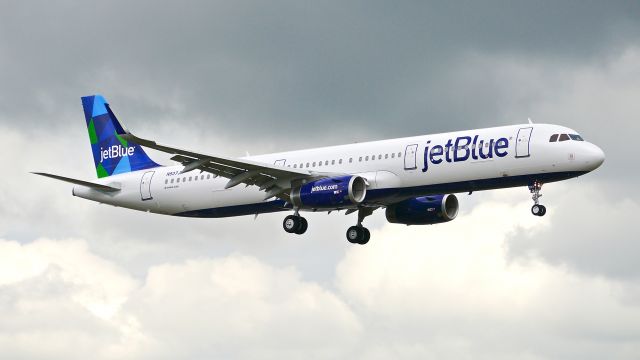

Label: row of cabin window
[165,173,214,184]
[288,152,403,169]
[549,134,584,142]
[284,144,494,169]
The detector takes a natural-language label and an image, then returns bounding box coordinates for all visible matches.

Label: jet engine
[291,175,367,209]
[385,194,459,225]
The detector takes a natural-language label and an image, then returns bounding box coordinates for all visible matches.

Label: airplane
[34,95,605,245]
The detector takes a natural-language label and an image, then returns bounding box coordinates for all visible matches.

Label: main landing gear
[283,210,308,235]
[346,207,374,245]
[529,180,546,217]
[346,226,370,245]
[282,207,375,245]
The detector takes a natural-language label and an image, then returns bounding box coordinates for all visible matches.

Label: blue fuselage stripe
[173,171,586,218]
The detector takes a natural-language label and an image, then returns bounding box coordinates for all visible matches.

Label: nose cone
[584,143,605,171]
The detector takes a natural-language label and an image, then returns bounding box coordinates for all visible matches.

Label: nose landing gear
[529,181,546,216]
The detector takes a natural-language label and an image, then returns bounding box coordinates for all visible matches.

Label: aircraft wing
[120,131,326,201]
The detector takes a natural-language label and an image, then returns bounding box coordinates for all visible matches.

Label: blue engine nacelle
[291,175,367,209]
[385,194,459,225]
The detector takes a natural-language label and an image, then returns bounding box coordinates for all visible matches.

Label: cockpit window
[569,134,584,141]
[559,134,570,141]
[549,134,559,142]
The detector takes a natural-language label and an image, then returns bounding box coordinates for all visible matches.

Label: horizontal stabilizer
[31,172,121,192]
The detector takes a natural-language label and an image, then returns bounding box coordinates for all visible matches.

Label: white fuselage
[73,123,605,217]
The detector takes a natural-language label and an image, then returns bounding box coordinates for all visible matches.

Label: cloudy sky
[1,1,640,359]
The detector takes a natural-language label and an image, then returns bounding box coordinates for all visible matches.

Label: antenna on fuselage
[528,117,534,124]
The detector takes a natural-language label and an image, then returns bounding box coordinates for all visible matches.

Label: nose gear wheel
[528,181,547,217]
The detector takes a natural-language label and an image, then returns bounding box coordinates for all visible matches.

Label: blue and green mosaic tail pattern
[82,95,160,178]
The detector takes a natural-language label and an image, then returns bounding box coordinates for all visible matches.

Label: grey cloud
[506,181,640,280]
[1,1,639,144]
[1,2,639,358]
[2,235,640,360]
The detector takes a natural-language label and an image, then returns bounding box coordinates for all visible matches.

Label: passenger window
[339,159,343,164]
[359,156,362,162]
[306,162,310,167]
[318,161,322,167]
[559,134,570,141]
[165,179,168,184]
[183,177,186,182]
[365,156,369,161]
[549,134,559,142]
[325,160,329,165]
[398,152,401,157]
[201,175,205,180]
[176,178,180,183]
[293,164,297,168]
[348,158,352,163]
[194,176,198,181]
[378,155,382,160]
[385,154,388,159]
[189,176,192,181]
[171,178,175,184]
[391,153,395,158]
[206,174,211,179]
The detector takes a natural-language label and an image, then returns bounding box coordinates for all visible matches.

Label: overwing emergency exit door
[404,144,418,170]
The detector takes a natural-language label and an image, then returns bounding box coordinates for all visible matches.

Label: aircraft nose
[585,143,605,170]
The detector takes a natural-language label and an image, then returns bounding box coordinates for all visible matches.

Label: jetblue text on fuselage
[311,184,339,192]
[422,135,509,173]
[100,145,134,163]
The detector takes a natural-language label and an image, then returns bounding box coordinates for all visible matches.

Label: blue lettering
[430,145,444,165]
[444,139,453,163]
[422,141,431,172]
[454,136,471,162]
[478,139,493,159]
[422,135,509,172]
[494,137,509,157]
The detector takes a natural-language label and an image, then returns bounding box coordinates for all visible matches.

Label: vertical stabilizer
[81,95,160,178]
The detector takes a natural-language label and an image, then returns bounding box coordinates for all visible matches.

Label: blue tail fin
[81,95,160,178]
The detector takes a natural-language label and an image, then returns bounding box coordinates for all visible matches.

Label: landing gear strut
[529,181,546,217]
[283,209,308,235]
[346,207,374,245]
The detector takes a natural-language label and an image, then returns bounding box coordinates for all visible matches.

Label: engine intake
[386,194,459,225]
[291,175,367,209]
